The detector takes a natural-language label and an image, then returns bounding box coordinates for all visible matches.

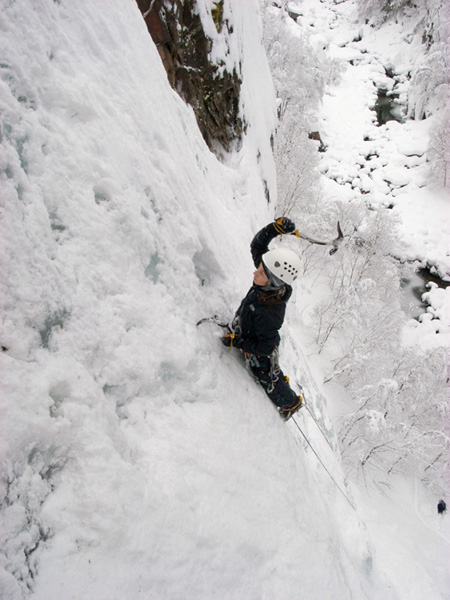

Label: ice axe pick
[292,221,344,255]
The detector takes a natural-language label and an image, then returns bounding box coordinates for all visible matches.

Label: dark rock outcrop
[308,131,327,152]
[136,0,243,155]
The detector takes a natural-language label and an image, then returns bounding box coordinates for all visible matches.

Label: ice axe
[292,221,344,255]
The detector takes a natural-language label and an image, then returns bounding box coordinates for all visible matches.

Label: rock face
[136,0,243,155]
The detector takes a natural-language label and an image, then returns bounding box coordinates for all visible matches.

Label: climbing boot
[278,394,304,421]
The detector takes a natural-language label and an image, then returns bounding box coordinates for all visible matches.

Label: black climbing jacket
[233,223,292,357]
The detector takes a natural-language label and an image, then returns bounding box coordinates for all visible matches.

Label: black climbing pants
[245,348,299,409]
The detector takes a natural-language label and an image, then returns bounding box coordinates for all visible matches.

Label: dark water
[374,87,404,126]
[400,265,450,319]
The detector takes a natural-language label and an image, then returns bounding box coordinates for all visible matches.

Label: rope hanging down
[303,403,335,453]
[291,415,356,511]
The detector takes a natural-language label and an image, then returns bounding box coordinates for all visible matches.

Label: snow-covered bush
[339,346,449,494]
[428,109,450,187]
[308,204,449,494]
[414,0,450,187]
[407,6,450,122]
[312,204,403,355]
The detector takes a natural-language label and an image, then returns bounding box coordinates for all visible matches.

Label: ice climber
[222,217,304,420]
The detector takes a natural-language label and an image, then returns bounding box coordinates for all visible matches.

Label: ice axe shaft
[292,222,343,255]
[196,315,232,331]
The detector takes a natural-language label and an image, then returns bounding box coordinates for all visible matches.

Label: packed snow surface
[0,0,448,599]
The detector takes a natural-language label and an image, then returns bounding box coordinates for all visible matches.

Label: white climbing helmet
[262,247,301,287]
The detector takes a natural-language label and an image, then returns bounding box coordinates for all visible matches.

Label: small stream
[374,86,404,125]
[400,265,450,319]
[370,73,446,320]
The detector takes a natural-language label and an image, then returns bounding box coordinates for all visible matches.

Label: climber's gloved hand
[273,217,296,235]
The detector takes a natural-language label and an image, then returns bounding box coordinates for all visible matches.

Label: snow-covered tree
[428,111,450,187]
[312,205,402,354]
[309,204,449,494]
[262,4,343,215]
[339,346,449,493]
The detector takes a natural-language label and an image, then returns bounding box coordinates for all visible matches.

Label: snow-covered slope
[0,1,380,599]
